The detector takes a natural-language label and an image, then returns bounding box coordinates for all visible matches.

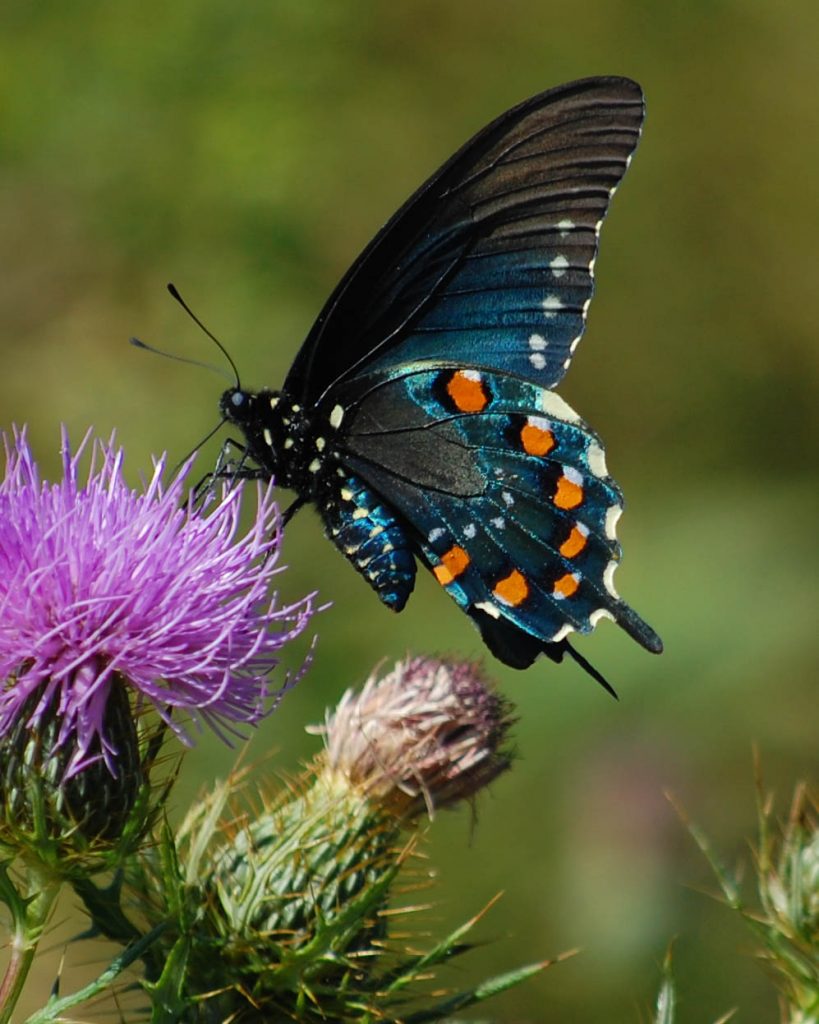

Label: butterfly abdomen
[322,473,416,611]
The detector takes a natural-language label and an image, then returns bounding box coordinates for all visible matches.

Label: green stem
[0,861,62,1024]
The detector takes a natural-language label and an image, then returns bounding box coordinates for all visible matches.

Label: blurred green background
[1,2,816,1020]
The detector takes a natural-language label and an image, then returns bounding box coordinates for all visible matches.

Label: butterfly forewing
[285,76,644,405]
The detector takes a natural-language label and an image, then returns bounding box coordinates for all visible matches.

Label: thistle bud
[134,657,515,1021]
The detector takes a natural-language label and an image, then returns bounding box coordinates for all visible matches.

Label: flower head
[0,426,315,780]
[320,655,515,818]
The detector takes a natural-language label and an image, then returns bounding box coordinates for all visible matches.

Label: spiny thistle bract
[120,657,538,1022]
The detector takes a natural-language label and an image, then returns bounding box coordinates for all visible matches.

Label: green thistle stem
[0,860,61,1024]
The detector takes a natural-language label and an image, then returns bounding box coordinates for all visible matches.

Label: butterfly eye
[231,391,246,408]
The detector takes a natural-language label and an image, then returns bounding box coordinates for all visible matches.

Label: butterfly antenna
[167,281,242,388]
[129,336,236,384]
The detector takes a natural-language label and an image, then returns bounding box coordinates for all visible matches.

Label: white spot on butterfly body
[329,405,345,429]
[605,504,622,540]
[550,254,569,278]
[542,294,564,318]
[557,218,575,238]
[586,441,608,478]
[539,391,581,424]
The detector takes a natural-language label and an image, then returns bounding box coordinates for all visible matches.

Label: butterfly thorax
[220,386,330,495]
[220,385,417,610]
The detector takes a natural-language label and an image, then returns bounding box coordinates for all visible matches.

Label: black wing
[284,76,644,405]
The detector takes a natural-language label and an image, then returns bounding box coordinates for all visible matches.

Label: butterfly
[218,76,663,690]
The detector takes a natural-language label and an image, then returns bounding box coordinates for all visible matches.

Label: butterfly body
[219,76,663,678]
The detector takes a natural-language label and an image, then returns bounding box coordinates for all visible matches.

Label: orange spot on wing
[493,568,529,607]
[559,525,588,559]
[520,422,555,456]
[433,545,470,586]
[446,371,489,413]
[554,475,583,510]
[553,572,580,598]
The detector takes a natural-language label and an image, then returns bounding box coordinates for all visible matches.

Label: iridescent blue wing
[284,76,644,404]
[330,366,662,670]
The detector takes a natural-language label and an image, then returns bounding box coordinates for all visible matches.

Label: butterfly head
[220,386,255,425]
[220,386,315,489]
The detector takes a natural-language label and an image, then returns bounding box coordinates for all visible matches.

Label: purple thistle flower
[0,426,315,778]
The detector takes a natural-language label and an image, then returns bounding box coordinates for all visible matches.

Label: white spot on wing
[352,507,369,520]
[308,458,322,473]
[605,504,622,540]
[269,396,280,410]
[428,526,445,543]
[587,441,608,478]
[557,218,575,238]
[490,516,506,530]
[461,369,483,382]
[463,523,477,539]
[542,294,564,318]
[315,436,326,451]
[563,466,583,486]
[550,254,569,278]
[539,391,582,424]
[475,600,500,620]
[551,623,574,642]
[589,608,615,628]
[528,333,548,370]
[340,488,354,502]
[329,404,345,429]
[603,560,619,597]
[263,428,273,447]
[502,490,515,507]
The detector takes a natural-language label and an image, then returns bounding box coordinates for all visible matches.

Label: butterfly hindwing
[331,366,661,665]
